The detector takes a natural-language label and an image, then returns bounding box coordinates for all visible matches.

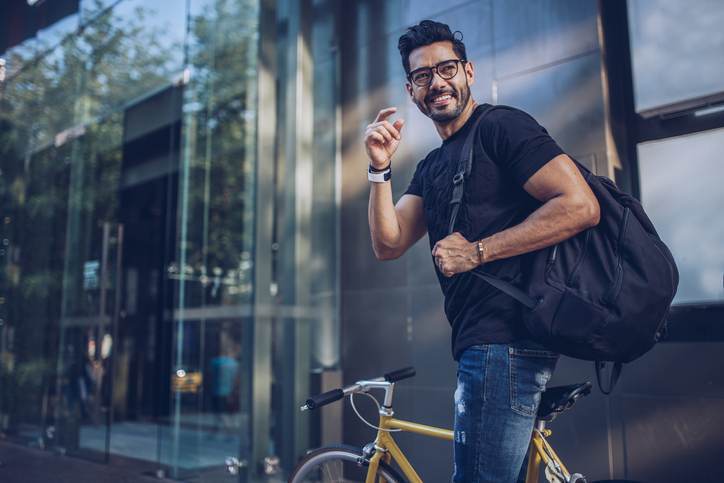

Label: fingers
[366,130,386,145]
[374,123,394,143]
[367,120,401,141]
[366,125,392,144]
[436,257,454,277]
[374,106,397,123]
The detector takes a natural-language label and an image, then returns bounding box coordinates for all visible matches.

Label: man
[363,20,600,482]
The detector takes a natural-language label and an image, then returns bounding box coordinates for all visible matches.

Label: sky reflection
[638,127,724,305]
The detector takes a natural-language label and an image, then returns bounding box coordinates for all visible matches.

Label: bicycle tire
[289,444,407,483]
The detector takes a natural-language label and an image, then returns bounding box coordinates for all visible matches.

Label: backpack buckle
[452,172,464,185]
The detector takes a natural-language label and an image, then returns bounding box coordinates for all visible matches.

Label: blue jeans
[452,344,559,482]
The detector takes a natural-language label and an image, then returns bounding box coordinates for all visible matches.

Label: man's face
[405,41,474,123]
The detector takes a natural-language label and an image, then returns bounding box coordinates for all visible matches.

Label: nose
[429,69,448,91]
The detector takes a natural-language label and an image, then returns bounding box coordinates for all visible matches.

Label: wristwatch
[476,240,486,265]
[368,164,391,183]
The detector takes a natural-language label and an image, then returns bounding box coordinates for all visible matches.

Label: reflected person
[210,343,240,431]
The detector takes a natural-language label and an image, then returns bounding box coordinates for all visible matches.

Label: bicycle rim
[289,446,405,483]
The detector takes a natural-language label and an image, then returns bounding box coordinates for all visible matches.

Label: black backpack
[448,106,679,393]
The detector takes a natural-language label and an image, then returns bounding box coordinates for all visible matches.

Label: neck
[435,99,478,140]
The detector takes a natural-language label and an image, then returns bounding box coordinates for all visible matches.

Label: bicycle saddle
[537,382,592,421]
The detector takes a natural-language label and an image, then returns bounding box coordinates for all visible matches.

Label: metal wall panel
[496,52,606,166]
[341,287,413,375]
[619,395,724,483]
[493,0,599,78]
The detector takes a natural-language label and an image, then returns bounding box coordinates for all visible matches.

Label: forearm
[368,182,403,258]
[481,195,599,263]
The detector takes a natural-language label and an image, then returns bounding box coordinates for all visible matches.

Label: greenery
[0,0,187,433]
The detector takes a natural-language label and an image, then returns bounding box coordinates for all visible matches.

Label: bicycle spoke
[321,459,341,482]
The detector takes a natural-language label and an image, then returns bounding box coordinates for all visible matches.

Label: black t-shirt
[404,103,565,360]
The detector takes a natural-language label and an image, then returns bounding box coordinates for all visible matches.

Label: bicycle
[290,367,593,483]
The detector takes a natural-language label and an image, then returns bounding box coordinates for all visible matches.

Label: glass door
[53,0,197,475]
[55,114,124,463]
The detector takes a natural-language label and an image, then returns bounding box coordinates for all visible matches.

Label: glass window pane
[627,0,724,112]
[168,0,259,478]
[637,128,724,305]
[75,0,187,123]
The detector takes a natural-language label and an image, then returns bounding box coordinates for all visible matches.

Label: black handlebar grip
[304,388,344,410]
[384,367,416,383]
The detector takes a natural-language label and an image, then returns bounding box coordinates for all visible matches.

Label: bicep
[523,154,598,208]
[394,194,427,252]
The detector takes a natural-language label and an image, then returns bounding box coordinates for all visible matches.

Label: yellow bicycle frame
[363,414,569,483]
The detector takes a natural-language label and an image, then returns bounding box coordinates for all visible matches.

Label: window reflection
[638,127,724,305]
[1,0,339,479]
[628,0,724,112]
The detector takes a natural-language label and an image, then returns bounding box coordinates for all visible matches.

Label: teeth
[432,95,452,102]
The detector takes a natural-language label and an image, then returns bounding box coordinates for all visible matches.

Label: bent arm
[368,183,426,260]
[479,154,600,263]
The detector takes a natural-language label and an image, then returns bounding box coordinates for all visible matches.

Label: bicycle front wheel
[289,444,406,483]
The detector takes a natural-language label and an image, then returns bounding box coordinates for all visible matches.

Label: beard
[414,79,471,123]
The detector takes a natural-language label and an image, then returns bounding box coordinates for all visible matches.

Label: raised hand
[364,107,405,170]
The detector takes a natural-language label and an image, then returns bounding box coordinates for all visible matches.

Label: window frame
[599,0,724,340]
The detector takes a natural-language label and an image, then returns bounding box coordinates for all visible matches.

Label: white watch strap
[368,168,391,183]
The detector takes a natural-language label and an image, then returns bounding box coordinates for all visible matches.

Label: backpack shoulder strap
[448,104,495,234]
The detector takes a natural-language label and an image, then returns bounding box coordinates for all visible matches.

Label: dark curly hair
[397,20,467,75]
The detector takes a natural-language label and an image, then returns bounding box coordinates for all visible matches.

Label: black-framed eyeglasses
[407,59,466,87]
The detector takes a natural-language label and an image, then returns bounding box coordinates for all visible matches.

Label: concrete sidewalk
[0,440,178,483]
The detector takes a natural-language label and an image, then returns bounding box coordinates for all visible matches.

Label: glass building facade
[1,0,340,480]
[2,0,724,482]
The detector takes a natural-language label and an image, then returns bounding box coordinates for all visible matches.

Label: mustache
[425,90,457,103]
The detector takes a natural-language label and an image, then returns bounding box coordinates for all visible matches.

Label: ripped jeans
[453,344,559,483]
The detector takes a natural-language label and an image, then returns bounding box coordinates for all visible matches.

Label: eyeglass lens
[410,60,460,86]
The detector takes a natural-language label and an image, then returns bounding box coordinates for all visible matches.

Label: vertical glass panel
[637,127,724,305]
[309,0,340,372]
[270,1,342,475]
[0,104,71,448]
[56,108,124,461]
[170,0,259,478]
[0,32,77,451]
[627,0,724,112]
[51,0,185,470]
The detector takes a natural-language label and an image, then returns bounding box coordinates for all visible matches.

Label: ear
[464,61,475,86]
[405,82,414,99]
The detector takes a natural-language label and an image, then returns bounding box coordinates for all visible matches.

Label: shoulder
[475,104,549,154]
[478,103,539,133]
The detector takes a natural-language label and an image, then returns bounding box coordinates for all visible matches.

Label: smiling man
[363,20,600,482]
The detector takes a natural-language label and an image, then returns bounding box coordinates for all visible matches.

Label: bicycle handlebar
[384,366,416,383]
[300,366,416,411]
[302,388,344,411]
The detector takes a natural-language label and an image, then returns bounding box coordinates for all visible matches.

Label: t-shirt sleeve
[403,158,426,197]
[481,107,565,186]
